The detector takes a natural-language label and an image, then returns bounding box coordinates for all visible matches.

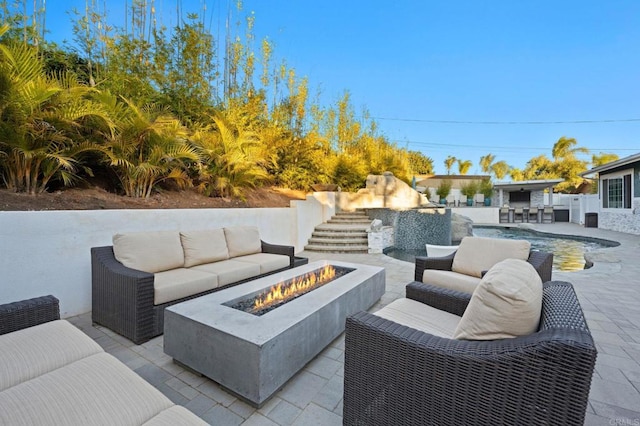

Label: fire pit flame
[253,265,336,312]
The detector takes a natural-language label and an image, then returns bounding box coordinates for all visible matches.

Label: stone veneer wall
[365,207,451,250]
[598,198,640,235]
[367,226,394,254]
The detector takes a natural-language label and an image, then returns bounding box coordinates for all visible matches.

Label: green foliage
[332,154,367,192]
[479,178,493,198]
[457,159,472,175]
[99,96,198,198]
[491,160,510,180]
[0,30,110,193]
[460,181,478,197]
[444,155,456,174]
[479,153,495,174]
[407,150,433,174]
[192,112,270,199]
[436,179,452,199]
[591,152,619,167]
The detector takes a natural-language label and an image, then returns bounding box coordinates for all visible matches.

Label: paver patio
[66,223,640,425]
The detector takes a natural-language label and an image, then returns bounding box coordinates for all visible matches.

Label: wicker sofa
[415,236,553,294]
[0,295,207,425]
[92,226,296,344]
[343,274,597,425]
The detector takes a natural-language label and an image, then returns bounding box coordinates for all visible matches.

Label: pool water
[384,226,618,272]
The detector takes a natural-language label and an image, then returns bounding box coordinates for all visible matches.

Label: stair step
[312,231,368,238]
[334,211,368,217]
[308,237,368,246]
[304,244,369,253]
[327,219,372,224]
[315,224,370,231]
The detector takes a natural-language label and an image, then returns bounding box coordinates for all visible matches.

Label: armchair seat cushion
[154,268,219,305]
[422,269,482,294]
[452,236,531,278]
[372,298,460,338]
[454,258,543,340]
[233,253,291,274]
[192,259,261,286]
[0,320,102,392]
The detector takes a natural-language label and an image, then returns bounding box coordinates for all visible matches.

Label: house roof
[492,179,564,192]
[580,152,640,177]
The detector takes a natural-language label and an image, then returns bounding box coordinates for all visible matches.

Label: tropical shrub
[98,95,198,198]
[191,112,270,199]
[0,26,111,193]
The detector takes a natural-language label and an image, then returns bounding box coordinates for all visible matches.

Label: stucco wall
[0,199,330,317]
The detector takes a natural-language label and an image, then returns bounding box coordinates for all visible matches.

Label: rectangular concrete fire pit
[164,260,385,407]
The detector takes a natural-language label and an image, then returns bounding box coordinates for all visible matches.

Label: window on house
[602,172,632,209]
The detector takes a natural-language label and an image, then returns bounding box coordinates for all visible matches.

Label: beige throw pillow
[112,231,184,273]
[452,236,531,278]
[453,258,543,340]
[224,226,262,258]
[180,229,229,267]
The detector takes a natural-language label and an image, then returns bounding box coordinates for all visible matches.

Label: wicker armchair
[343,281,597,425]
[0,295,60,336]
[92,241,295,344]
[415,248,553,285]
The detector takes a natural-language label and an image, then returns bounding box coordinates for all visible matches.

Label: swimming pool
[384,226,619,272]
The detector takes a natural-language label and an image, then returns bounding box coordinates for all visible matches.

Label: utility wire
[369,117,640,125]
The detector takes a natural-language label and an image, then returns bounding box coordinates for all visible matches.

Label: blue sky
[42,1,640,175]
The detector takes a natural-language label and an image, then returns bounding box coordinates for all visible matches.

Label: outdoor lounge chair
[499,206,510,222]
[343,280,597,425]
[514,206,524,222]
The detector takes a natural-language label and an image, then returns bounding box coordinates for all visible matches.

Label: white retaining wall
[0,195,334,317]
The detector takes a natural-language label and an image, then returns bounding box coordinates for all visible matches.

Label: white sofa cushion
[143,406,208,425]
[373,298,460,338]
[113,231,184,273]
[153,268,219,305]
[454,258,543,340]
[0,320,102,392]
[224,226,262,258]
[180,229,229,267]
[451,236,531,278]
[192,259,261,287]
[0,353,174,426]
[422,269,482,294]
[233,253,290,274]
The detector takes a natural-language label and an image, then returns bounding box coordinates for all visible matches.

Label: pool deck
[66,222,640,425]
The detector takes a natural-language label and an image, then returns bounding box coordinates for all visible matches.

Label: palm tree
[99,94,199,198]
[491,160,510,180]
[0,25,111,193]
[479,153,495,174]
[191,112,270,199]
[444,155,457,174]
[457,159,472,175]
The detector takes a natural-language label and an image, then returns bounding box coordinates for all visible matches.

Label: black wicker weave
[343,281,597,425]
[0,295,60,336]
[415,249,553,284]
[91,240,295,344]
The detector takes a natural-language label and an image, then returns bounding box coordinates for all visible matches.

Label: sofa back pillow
[452,236,531,278]
[224,226,262,258]
[180,229,229,267]
[113,231,184,273]
[453,258,543,340]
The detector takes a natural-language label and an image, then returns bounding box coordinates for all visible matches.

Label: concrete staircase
[304,211,372,253]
